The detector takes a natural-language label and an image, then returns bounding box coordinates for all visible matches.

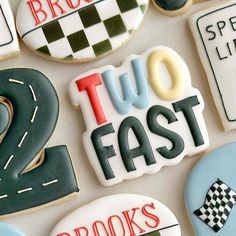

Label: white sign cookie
[0,0,20,61]
[189,0,236,131]
[69,46,209,186]
[50,194,181,236]
[16,0,148,63]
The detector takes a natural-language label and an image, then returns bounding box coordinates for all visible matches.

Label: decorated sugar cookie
[50,194,181,236]
[69,46,209,186]
[0,68,79,217]
[152,0,207,16]
[0,0,20,61]
[189,0,236,131]
[0,222,25,236]
[16,0,148,63]
[185,143,236,235]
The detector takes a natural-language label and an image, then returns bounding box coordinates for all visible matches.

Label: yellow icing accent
[147,50,184,101]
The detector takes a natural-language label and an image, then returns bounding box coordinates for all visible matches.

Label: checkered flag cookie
[194,179,236,232]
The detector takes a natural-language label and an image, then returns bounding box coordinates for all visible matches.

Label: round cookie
[152,0,207,16]
[16,0,149,63]
[0,68,78,217]
[69,46,209,186]
[50,194,181,236]
[0,222,25,236]
[0,0,20,61]
[185,143,236,235]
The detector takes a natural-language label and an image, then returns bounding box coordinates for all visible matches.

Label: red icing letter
[122,208,145,235]
[74,227,89,236]
[57,233,71,236]
[92,221,109,236]
[108,215,126,236]
[142,203,160,229]
[76,74,107,125]
[27,0,48,26]
[66,0,80,9]
[46,0,66,18]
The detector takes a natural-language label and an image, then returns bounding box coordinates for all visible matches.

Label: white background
[1,0,234,235]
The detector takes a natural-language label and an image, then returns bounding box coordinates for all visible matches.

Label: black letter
[118,116,156,172]
[173,96,204,147]
[91,123,116,180]
[147,105,184,159]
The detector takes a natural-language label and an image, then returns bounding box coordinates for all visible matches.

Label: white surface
[1,0,234,235]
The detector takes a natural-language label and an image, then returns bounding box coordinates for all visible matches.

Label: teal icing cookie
[0,222,25,236]
[185,143,236,235]
[0,68,79,217]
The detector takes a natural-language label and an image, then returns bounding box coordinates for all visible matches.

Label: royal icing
[0,68,78,217]
[0,0,20,60]
[189,0,236,131]
[0,222,25,236]
[152,0,207,16]
[185,143,236,235]
[50,194,181,236]
[69,46,209,186]
[16,0,148,62]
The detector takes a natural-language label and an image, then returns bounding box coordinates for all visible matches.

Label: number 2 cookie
[152,0,207,16]
[50,194,181,236]
[0,0,20,61]
[185,143,236,235]
[189,0,236,131]
[0,68,78,217]
[16,0,148,63]
[69,46,209,186]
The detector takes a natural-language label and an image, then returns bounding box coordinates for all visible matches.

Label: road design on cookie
[0,68,78,217]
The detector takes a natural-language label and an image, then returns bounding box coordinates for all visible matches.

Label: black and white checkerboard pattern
[22,0,147,60]
[194,179,236,232]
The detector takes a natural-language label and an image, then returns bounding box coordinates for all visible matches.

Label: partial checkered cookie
[16,0,148,63]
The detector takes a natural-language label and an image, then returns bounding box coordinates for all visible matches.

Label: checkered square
[194,179,236,232]
[24,0,148,60]
[140,231,160,236]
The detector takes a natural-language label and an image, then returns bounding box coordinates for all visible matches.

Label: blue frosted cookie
[185,143,236,235]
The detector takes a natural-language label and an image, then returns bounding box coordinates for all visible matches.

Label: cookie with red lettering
[152,0,208,16]
[0,222,25,236]
[16,0,148,63]
[50,194,181,236]
[0,0,20,61]
[69,46,209,186]
[0,68,79,217]
[189,0,236,131]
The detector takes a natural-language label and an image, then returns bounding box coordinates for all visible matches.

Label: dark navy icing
[0,68,78,216]
[154,0,188,11]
